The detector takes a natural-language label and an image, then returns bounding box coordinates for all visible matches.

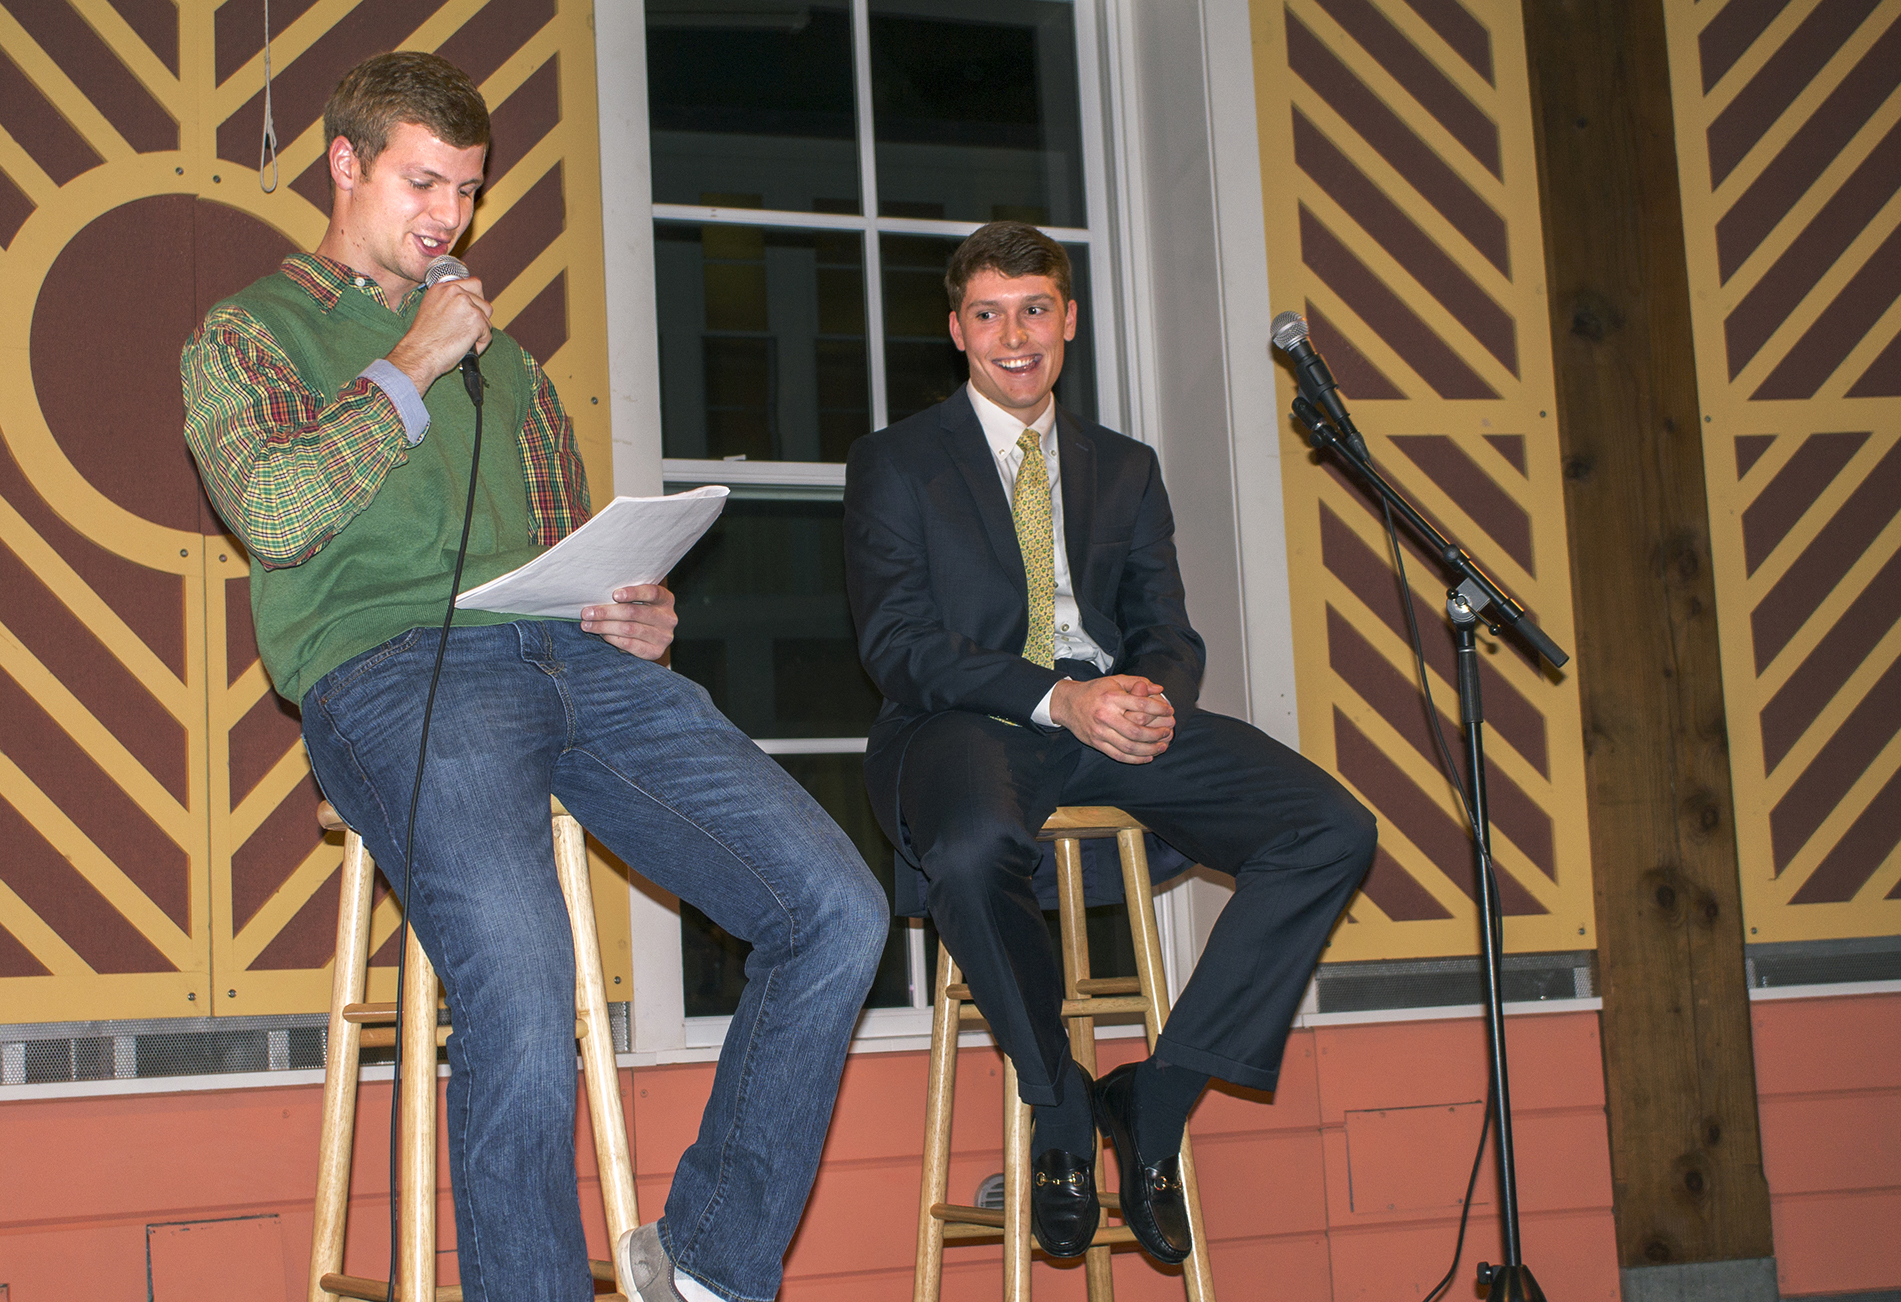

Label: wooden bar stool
[307,798,638,1302]
[913,807,1216,1302]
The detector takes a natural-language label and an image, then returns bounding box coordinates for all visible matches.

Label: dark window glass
[647,1,861,213]
[869,1,1086,227]
[657,223,871,461]
[880,234,1095,425]
[681,752,912,1017]
[666,492,883,739]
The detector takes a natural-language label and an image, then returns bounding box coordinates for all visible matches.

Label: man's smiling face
[949,268,1078,421]
[329,119,486,298]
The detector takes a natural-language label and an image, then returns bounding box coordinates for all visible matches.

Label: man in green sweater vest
[182,52,885,1302]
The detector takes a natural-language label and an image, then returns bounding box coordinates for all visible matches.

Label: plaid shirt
[182,254,589,569]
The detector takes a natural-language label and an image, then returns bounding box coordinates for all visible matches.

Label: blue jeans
[302,621,887,1302]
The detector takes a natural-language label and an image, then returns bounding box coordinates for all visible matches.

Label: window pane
[647,1,862,214]
[869,1,1086,227]
[681,752,911,1017]
[880,234,1096,425]
[666,492,883,739]
[656,223,871,461]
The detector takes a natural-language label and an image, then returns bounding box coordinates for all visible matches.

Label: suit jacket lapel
[942,389,1028,599]
[1057,407,1095,599]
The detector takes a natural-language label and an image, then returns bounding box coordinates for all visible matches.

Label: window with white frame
[616,0,1160,1051]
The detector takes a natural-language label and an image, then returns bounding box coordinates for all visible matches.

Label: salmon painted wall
[1,997,1893,1299]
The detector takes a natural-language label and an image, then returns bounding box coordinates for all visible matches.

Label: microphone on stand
[424,253,484,407]
[1271,311,1367,462]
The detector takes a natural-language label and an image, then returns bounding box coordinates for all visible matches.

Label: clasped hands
[1049,675,1173,764]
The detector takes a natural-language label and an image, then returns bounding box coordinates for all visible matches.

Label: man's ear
[1063,297,1078,342]
[948,309,968,353]
[327,135,358,192]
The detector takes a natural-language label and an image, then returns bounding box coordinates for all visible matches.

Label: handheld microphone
[1271,311,1367,462]
[424,254,484,407]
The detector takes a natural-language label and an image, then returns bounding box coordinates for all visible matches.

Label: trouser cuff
[1152,1034,1281,1094]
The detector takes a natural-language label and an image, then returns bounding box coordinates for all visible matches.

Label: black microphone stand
[1289,396,1566,1302]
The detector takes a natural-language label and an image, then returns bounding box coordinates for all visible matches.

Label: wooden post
[1521,0,1776,1276]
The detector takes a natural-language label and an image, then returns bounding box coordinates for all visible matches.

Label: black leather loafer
[1093,1062,1192,1264]
[1029,1145,1099,1258]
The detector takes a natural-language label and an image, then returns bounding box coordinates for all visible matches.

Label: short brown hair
[944,221,1072,312]
[324,51,490,173]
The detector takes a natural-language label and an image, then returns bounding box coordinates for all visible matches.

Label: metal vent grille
[1746,937,1901,990]
[1,1003,633,1087]
[1314,951,1597,1016]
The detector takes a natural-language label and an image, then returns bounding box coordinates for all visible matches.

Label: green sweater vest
[229,271,555,703]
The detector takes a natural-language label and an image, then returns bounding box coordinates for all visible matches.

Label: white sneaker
[615,1222,688,1302]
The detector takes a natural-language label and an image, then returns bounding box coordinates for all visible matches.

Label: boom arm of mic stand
[1289,398,1570,671]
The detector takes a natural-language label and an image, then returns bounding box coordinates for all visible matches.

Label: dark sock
[1031,1058,1094,1157]
[1132,1055,1209,1159]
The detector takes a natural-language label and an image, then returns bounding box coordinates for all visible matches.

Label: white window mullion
[1097,0,1162,457]
[595,2,666,498]
[907,921,931,1009]
[1072,0,1125,434]
[654,201,1084,244]
[652,203,868,232]
[850,0,891,432]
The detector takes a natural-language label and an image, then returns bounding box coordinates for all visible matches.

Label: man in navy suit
[843,222,1377,1264]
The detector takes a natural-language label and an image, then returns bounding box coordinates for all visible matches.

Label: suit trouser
[898,707,1377,1106]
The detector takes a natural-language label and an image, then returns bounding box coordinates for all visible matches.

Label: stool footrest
[354,1020,586,1049]
[317,1249,620,1294]
[320,1272,463,1301]
[937,1221,1142,1249]
[342,1001,407,1024]
[945,977,1140,1001]
[956,995,1149,1023]
[932,1201,1003,1228]
[358,1026,450,1050]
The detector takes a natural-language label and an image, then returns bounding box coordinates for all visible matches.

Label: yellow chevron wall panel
[0,0,623,1023]
[1249,0,1594,960]
[1663,0,1901,943]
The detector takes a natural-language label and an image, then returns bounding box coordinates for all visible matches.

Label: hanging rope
[258,0,279,192]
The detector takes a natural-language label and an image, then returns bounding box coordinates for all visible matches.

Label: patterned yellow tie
[1012,428,1056,669]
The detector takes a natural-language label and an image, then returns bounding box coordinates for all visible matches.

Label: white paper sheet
[455,485,729,617]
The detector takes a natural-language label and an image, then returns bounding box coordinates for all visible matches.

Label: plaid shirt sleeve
[181,302,410,569]
[516,349,591,543]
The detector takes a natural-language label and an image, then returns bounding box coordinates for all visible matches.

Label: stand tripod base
[1478,1262,1546,1301]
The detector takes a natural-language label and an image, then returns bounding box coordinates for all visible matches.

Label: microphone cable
[384,279,486,1290]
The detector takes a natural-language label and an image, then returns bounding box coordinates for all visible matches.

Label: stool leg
[551,812,640,1277]
[913,944,961,1302]
[1054,838,1115,1302]
[309,832,374,1302]
[398,927,438,1302]
[1001,1055,1032,1302]
[1115,828,1215,1302]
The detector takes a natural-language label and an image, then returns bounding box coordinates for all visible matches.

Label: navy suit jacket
[844,388,1206,910]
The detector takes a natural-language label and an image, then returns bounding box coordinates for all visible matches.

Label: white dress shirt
[965,384,1114,726]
